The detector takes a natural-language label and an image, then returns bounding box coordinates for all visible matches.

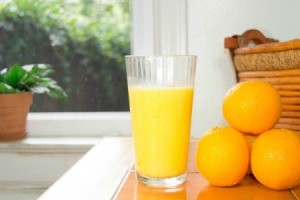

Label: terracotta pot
[0,93,33,141]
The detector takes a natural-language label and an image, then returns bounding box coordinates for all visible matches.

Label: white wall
[188,0,300,137]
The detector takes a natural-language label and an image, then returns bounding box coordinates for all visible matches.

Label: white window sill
[0,137,108,200]
[0,112,132,199]
[27,112,132,138]
[0,137,103,153]
[38,137,133,200]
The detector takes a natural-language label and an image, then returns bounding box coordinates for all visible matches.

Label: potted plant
[0,64,67,141]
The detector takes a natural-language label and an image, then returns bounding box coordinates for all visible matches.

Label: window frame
[27,0,188,137]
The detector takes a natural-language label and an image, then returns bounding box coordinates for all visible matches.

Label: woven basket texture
[234,49,300,71]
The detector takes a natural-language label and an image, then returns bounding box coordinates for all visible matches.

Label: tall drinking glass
[125,55,197,187]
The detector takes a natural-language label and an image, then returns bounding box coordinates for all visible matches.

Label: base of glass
[136,172,186,188]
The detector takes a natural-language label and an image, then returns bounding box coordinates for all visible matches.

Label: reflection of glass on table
[135,182,186,200]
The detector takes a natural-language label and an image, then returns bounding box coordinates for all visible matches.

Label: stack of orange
[196,81,300,190]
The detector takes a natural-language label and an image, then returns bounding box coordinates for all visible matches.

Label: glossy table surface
[38,138,300,200]
[115,139,300,200]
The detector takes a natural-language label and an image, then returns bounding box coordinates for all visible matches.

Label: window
[0,0,187,137]
[0,0,130,112]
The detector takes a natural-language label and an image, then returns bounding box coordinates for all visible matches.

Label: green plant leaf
[0,73,4,82]
[47,85,68,100]
[0,82,15,93]
[30,78,67,100]
[19,72,38,88]
[4,64,27,88]
[23,64,54,76]
[0,68,6,75]
[30,85,50,94]
[1,63,68,100]
[36,77,57,85]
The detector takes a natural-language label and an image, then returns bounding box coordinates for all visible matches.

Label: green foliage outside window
[0,0,130,111]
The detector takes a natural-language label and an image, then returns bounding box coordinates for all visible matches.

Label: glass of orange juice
[125,55,197,188]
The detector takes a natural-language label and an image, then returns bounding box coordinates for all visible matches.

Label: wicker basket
[225,29,300,132]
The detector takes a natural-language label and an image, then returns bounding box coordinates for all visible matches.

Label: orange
[196,126,249,187]
[222,81,281,134]
[244,134,258,174]
[251,129,300,190]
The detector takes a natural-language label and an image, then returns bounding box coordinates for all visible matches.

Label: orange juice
[129,87,194,178]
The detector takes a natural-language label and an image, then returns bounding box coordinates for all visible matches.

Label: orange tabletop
[115,141,299,200]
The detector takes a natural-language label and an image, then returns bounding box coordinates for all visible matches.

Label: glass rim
[125,55,197,59]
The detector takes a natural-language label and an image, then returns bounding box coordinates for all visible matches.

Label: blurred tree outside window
[0,0,130,112]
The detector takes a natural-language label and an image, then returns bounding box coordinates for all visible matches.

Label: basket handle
[224,29,278,49]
